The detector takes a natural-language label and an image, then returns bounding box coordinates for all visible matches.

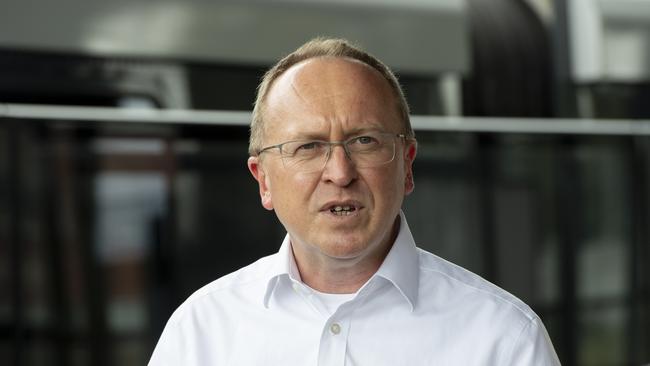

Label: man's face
[248,57,416,265]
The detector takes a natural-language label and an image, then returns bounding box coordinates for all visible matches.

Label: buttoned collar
[262,211,420,311]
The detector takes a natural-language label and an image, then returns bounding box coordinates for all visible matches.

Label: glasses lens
[280,140,328,172]
[279,133,398,172]
[348,133,396,168]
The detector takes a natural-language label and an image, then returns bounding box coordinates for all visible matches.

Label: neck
[292,216,400,294]
[296,257,381,294]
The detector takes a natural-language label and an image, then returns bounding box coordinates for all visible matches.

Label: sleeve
[505,317,562,365]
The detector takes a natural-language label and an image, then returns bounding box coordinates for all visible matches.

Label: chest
[213,302,507,366]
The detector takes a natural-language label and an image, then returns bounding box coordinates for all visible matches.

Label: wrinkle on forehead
[290,80,355,105]
[289,76,311,106]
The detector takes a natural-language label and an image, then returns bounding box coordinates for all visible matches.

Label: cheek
[269,171,318,207]
[364,168,405,204]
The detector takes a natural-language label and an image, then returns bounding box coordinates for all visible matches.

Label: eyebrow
[289,126,386,141]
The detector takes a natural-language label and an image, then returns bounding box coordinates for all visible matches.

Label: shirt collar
[262,211,420,311]
[372,211,420,311]
[263,234,301,308]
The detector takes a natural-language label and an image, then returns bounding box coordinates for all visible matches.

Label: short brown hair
[249,37,413,156]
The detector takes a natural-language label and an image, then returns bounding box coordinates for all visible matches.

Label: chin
[319,239,369,259]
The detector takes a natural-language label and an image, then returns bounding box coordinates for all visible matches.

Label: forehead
[263,57,401,138]
[279,57,391,99]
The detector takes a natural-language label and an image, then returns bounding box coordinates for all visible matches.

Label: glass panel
[633,301,650,365]
[576,143,631,301]
[94,172,164,266]
[172,137,285,301]
[21,126,53,328]
[404,133,484,275]
[404,178,484,274]
[0,341,13,365]
[0,124,10,321]
[112,339,149,366]
[68,345,92,366]
[25,340,55,366]
[578,306,627,366]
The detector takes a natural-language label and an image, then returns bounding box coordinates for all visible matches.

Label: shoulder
[149,254,281,365]
[416,247,537,322]
[166,252,277,325]
[414,248,559,364]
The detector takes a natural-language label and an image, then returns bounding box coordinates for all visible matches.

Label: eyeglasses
[257,131,407,173]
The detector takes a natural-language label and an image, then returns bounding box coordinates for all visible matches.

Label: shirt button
[330,323,341,335]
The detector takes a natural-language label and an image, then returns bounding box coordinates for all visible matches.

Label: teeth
[330,205,356,215]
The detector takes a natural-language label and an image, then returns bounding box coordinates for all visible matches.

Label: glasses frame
[256,132,408,172]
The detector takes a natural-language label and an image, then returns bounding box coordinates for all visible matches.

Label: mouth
[322,201,363,217]
[329,205,357,216]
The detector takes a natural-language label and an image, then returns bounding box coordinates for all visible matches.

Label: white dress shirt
[149,213,560,365]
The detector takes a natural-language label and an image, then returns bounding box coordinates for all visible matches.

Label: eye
[297,142,318,150]
[289,141,325,156]
[353,135,379,145]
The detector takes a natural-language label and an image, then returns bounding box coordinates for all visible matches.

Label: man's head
[247,38,416,273]
[249,37,413,156]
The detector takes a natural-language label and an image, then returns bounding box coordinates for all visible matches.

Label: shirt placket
[290,280,354,366]
[315,281,380,366]
[317,309,351,366]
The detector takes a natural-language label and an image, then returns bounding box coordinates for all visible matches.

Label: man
[149,38,560,365]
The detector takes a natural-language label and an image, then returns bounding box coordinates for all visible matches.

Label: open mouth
[329,205,357,216]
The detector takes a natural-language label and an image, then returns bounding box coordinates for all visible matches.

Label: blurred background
[1,0,649,365]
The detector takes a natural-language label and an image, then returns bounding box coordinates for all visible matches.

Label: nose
[321,144,357,186]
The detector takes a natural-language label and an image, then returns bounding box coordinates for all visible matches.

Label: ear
[248,156,274,210]
[403,140,417,195]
